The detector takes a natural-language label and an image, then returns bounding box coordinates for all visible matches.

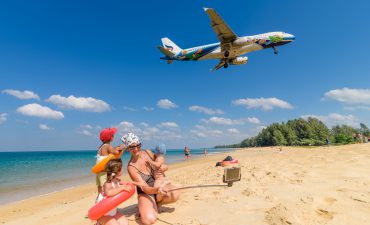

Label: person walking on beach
[123,133,180,225]
[203,148,207,157]
[95,159,133,225]
[96,128,126,197]
[184,147,190,160]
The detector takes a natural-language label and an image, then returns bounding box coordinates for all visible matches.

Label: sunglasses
[128,143,142,150]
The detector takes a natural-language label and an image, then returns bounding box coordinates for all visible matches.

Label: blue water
[0,148,232,204]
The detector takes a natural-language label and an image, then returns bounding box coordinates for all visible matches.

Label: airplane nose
[285,34,295,41]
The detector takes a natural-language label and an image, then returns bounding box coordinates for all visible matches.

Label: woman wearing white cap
[122,133,180,225]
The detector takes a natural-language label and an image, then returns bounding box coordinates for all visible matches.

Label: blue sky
[1,0,370,151]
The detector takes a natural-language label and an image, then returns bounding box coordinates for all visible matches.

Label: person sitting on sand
[95,159,132,225]
[122,133,180,225]
[147,143,168,203]
[96,128,126,198]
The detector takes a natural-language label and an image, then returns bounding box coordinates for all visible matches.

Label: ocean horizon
[0,148,233,205]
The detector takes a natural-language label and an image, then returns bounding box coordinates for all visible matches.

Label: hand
[120,144,126,151]
[157,187,167,195]
[122,184,133,192]
[158,164,168,173]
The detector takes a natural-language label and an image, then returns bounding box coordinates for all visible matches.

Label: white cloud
[302,113,359,128]
[123,106,138,111]
[227,128,240,134]
[46,95,110,112]
[142,107,154,111]
[116,121,182,141]
[159,122,179,128]
[77,124,101,137]
[118,121,136,130]
[16,103,64,119]
[81,124,93,129]
[2,89,40,100]
[232,97,293,111]
[39,124,53,130]
[188,105,224,115]
[190,127,223,138]
[344,106,370,111]
[81,130,93,136]
[157,99,178,109]
[244,117,261,124]
[140,122,149,127]
[324,88,370,105]
[0,113,8,124]
[202,116,260,125]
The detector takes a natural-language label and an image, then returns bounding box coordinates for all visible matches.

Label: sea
[0,148,232,205]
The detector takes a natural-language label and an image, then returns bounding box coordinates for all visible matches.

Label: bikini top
[128,150,155,187]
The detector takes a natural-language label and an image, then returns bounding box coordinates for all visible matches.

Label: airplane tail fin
[161,37,182,55]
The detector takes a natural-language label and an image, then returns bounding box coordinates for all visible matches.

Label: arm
[108,144,126,155]
[127,166,162,195]
[148,156,164,169]
[119,180,146,187]
[103,182,133,197]
[159,164,168,172]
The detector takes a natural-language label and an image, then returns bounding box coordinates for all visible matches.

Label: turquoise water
[0,148,232,204]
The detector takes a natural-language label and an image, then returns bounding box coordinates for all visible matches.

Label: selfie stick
[167,183,234,192]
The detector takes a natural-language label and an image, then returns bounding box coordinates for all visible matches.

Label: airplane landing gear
[224,51,230,58]
[224,63,229,69]
[273,46,278,55]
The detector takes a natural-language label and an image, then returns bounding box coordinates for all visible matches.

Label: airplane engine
[229,57,248,65]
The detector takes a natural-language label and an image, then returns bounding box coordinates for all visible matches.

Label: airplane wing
[157,46,175,56]
[203,8,237,44]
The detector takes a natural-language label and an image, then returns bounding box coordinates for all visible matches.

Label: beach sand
[1,143,369,225]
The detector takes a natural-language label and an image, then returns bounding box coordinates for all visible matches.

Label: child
[96,127,126,197]
[148,143,168,202]
[96,159,131,225]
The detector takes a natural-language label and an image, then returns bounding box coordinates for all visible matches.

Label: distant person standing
[325,137,330,146]
[184,147,190,160]
[203,148,207,157]
[353,133,358,143]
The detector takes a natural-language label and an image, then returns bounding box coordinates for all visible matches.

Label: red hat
[100,127,117,143]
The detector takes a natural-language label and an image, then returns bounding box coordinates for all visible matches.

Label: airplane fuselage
[160,31,295,61]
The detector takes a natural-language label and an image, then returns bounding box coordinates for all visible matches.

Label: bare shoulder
[101,144,112,155]
[144,149,154,157]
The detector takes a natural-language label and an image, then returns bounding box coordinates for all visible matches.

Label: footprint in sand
[242,188,255,197]
[324,197,337,204]
[315,208,334,220]
[265,204,293,225]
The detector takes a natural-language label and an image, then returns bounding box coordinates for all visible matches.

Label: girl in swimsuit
[122,133,180,225]
[96,158,132,225]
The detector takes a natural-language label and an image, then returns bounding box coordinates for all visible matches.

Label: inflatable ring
[221,159,239,167]
[88,182,135,220]
[92,151,123,174]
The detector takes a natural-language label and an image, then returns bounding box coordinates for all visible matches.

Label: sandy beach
[1,143,369,225]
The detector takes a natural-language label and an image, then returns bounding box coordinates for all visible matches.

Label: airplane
[158,7,295,71]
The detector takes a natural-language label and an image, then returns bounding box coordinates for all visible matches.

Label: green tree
[331,125,355,144]
[360,123,370,136]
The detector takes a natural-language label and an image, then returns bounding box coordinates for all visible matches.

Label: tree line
[215,117,370,148]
